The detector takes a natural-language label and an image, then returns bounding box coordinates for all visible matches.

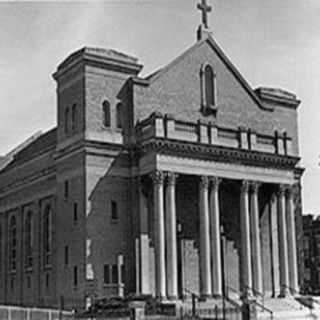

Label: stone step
[257,297,320,320]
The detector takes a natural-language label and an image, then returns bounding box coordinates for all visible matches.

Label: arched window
[9,216,17,271]
[43,205,52,266]
[116,103,123,129]
[102,101,110,127]
[71,104,77,133]
[25,211,33,268]
[65,107,70,135]
[204,65,216,107]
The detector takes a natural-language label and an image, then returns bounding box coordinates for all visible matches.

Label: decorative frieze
[137,139,299,171]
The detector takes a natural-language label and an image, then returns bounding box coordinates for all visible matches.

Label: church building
[0,0,304,313]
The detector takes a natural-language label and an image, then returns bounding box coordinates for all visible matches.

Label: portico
[136,169,299,301]
[134,112,301,301]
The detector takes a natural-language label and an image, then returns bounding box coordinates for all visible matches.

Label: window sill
[25,267,33,273]
[110,219,119,225]
[201,104,218,116]
[101,126,123,133]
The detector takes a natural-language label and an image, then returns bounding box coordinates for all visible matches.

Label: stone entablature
[136,112,294,157]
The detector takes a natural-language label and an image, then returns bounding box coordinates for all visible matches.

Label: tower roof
[53,46,143,79]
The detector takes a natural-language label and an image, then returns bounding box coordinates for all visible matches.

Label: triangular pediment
[146,35,267,111]
[134,34,299,156]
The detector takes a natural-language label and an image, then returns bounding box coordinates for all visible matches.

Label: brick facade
[0,34,303,309]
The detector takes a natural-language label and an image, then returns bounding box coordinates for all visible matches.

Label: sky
[0,0,320,214]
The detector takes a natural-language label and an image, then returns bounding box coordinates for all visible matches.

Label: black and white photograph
[0,1,320,319]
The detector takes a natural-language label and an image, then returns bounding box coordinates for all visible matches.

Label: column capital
[278,184,288,197]
[209,176,221,190]
[200,176,209,189]
[166,172,178,186]
[250,181,261,193]
[240,180,250,193]
[285,185,294,198]
[150,170,165,185]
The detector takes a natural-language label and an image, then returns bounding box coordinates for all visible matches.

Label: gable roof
[146,35,270,111]
[0,128,56,173]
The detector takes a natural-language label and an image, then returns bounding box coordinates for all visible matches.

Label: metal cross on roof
[197,0,212,29]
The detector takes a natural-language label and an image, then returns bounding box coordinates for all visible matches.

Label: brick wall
[85,153,130,298]
[134,39,299,156]
[55,152,86,309]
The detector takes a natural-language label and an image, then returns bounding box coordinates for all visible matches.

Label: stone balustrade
[136,112,293,156]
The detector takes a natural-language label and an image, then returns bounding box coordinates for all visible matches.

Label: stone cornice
[54,139,124,161]
[53,47,143,80]
[136,138,300,170]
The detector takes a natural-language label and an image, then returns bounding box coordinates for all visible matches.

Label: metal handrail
[226,285,240,296]
[183,288,199,297]
[251,300,274,320]
[224,295,242,309]
[245,285,265,309]
[305,295,320,308]
[245,285,263,298]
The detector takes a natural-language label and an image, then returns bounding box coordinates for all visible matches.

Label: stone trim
[137,138,300,170]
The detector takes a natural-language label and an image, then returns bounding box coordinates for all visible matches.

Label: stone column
[138,178,150,295]
[270,195,280,297]
[286,186,299,294]
[250,182,263,296]
[209,177,222,298]
[278,185,290,297]
[199,176,212,298]
[240,180,253,298]
[165,172,178,299]
[151,171,166,299]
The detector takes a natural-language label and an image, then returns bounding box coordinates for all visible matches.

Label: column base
[212,293,223,299]
[279,287,290,298]
[241,289,254,301]
[156,295,168,302]
[199,294,212,301]
[166,295,179,301]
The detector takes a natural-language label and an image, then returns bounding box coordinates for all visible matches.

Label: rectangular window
[64,246,69,265]
[73,266,78,287]
[111,264,118,284]
[73,203,78,222]
[121,264,125,284]
[64,180,69,200]
[104,264,110,284]
[46,273,50,289]
[27,276,31,289]
[111,201,118,221]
